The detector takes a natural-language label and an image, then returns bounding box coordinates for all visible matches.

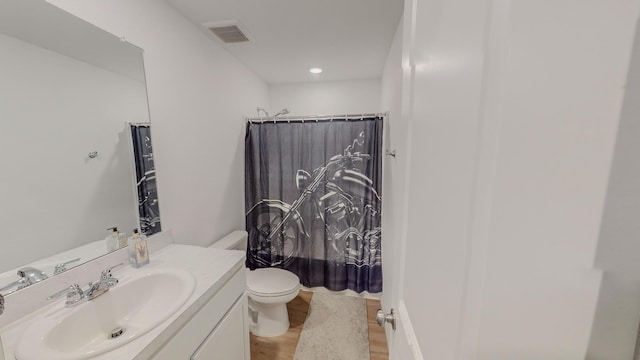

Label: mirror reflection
[0,0,160,294]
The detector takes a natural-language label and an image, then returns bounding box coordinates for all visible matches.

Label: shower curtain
[245,116,383,293]
[130,124,161,236]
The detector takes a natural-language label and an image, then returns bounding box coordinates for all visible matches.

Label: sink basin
[14,267,196,360]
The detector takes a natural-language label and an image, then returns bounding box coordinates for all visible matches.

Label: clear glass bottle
[128,228,149,268]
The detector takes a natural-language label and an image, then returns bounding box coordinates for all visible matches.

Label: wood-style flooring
[366,298,390,360]
[250,290,389,360]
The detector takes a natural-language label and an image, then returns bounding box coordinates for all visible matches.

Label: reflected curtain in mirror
[130,124,161,235]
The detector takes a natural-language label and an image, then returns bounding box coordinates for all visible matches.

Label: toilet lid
[246,268,300,297]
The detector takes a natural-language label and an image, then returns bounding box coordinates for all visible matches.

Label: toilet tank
[209,230,248,251]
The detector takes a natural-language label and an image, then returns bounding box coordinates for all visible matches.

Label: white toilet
[209,230,300,337]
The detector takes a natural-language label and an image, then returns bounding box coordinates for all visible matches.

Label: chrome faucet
[86,264,121,299]
[0,267,49,292]
[48,263,123,307]
[17,267,49,286]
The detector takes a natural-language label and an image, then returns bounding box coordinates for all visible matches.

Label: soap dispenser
[117,230,128,250]
[127,228,147,246]
[128,228,149,268]
[105,227,119,252]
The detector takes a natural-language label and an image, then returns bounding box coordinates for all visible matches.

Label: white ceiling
[165,0,404,84]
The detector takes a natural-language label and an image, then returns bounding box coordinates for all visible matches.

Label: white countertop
[0,244,245,360]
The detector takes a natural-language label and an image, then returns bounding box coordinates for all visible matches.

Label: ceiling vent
[204,21,251,44]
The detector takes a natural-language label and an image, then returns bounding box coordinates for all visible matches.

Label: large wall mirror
[0,0,160,295]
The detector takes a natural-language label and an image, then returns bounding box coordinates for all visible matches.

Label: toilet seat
[246,268,299,297]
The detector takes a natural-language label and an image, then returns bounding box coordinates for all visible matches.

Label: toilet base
[249,300,290,337]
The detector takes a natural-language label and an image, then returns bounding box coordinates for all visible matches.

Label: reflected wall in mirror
[0,0,160,294]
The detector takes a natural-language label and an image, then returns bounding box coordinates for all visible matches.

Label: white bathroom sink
[14,267,196,360]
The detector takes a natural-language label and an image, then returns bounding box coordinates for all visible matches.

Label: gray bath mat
[294,292,370,360]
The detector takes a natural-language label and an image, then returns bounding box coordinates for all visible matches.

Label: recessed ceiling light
[309,67,323,74]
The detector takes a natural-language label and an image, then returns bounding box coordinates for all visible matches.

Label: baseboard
[398,300,424,360]
[300,285,381,300]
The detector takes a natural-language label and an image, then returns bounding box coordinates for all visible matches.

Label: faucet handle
[47,284,84,306]
[48,284,81,300]
[100,263,124,280]
[53,258,81,275]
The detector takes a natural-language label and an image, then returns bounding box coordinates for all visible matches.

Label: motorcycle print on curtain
[245,116,383,293]
[130,124,161,236]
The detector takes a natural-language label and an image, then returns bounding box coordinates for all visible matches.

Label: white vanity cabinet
[191,296,247,359]
[148,266,250,360]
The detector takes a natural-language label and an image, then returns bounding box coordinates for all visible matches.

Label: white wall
[269,79,381,116]
[0,33,139,270]
[587,18,640,360]
[391,0,640,359]
[48,0,270,247]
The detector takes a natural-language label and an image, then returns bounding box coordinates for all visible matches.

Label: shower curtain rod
[245,112,387,123]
